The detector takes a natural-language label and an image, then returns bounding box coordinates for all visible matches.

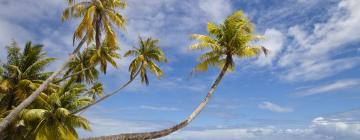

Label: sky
[1,0,360,140]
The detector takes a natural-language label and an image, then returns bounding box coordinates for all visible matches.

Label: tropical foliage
[0,0,271,138]
[0,42,96,139]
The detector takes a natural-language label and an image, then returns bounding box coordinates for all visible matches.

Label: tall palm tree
[62,0,127,49]
[86,11,268,140]
[20,79,91,140]
[0,0,127,132]
[71,37,167,115]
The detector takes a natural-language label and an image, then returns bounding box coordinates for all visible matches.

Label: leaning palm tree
[71,37,167,115]
[85,11,268,140]
[0,0,127,132]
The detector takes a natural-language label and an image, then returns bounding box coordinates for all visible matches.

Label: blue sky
[1,0,360,139]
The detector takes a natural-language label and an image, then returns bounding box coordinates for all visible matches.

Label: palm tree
[0,41,56,139]
[71,37,167,115]
[0,0,127,131]
[62,48,100,84]
[86,11,268,140]
[125,37,168,85]
[58,41,120,83]
[86,82,104,101]
[0,42,55,112]
[62,0,127,49]
[20,79,91,140]
[89,41,121,74]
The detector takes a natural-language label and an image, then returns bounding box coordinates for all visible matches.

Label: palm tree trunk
[0,34,88,134]
[6,91,15,110]
[72,70,140,115]
[82,57,231,140]
[95,13,102,49]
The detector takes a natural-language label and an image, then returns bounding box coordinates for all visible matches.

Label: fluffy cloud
[120,0,233,54]
[198,0,232,23]
[255,28,285,66]
[275,0,360,81]
[258,102,293,113]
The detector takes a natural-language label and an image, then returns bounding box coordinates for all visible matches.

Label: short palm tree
[0,41,56,138]
[71,37,167,115]
[62,0,127,49]
[125,37,168,85]
[62,48,99,84]
[86,82,104,101]
[89,41,121,74]
[20,79,92,140]
[0,42,55,112]
[92,11,269,140]
[59,41,120,84]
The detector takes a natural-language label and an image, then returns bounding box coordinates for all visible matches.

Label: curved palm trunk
[82,58,231,140]
[72,70,140,115]
[0,34,88,133]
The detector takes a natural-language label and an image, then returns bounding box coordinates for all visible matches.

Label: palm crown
[64,47,99,83]
[124,37,167,85]
[62,0,127,49]
[190,11,268,72]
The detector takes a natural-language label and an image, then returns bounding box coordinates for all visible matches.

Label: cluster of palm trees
[0,0,268,140]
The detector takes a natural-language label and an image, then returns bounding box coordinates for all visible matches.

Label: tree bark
[0,34,88,134]
[82,57,231,140]
[72,70,140,115]
[95,13,102,49]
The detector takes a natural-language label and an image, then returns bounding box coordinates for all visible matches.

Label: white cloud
[198,0,232,23]
[312,117,360,139]
[0,0,74,69]
[139,105,180,111]
[258,102,293,113]
[282,57,360,81]
[163,117,360,140]
[295,79,360,96]
[80,110,169,137]
[274,0,360,81]
[120,0,233,55]
[255,28,285,66]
